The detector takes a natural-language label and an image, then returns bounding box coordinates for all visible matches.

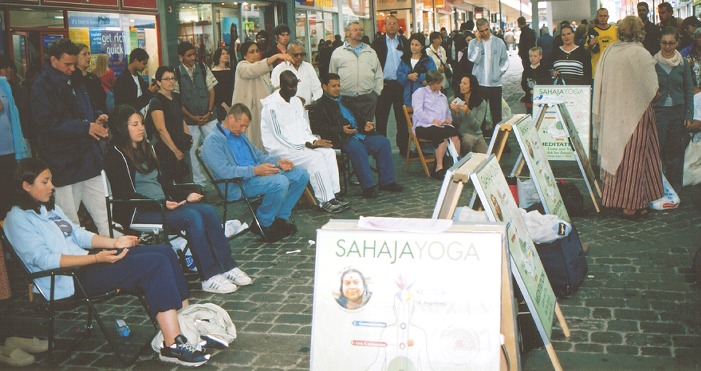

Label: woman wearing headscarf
[593,16,663,218]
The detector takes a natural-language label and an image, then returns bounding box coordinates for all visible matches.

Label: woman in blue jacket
[397,33,437,107]
[4,158,208,366]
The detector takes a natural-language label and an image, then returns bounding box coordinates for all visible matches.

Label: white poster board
[469,155,556,339]
[532,85,591,161]
[311,221,507,371]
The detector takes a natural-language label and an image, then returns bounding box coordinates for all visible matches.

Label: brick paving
[2,53,701,370]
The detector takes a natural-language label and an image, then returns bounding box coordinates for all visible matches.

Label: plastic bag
[649,173,680,210]
[519,209,572,244]
[683,132,701,186]
[518,178,540,208]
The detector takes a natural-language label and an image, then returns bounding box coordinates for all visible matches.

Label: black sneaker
[160,334,210,367]
[273,218,297,237]
[379,182,404,192]
[362,186,379,198]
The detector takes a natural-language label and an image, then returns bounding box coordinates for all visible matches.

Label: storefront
[295,0,340,66]
[375,0,411,36]
[175,1,287,65]
[1,1,159,88]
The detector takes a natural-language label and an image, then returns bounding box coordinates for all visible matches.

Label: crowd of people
[0,1,699,366]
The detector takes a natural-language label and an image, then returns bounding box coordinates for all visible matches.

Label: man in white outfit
[261,71,350,213]
[270,40,322,106]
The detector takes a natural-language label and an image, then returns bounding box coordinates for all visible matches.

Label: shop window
[9,9,64,28]
[67,11,159,78]
[178,3,214,65]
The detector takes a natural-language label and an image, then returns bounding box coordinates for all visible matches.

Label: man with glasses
[587,8,618,76]
[271,40,322,107]
[371,15,409,156]
[468,18,509,134]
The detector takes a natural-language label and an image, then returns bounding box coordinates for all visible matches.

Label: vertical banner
[311,223,506,370]
[513,117,570,222]
[533,85,592,161]
[101,31,126,77]
[470,155,556,338]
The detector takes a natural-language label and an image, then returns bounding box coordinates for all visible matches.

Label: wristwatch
[209,110,215,116]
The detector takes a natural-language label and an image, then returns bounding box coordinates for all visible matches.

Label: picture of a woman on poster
[336,268,372,310]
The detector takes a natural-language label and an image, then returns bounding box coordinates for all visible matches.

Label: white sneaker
[201,274,238,294]
[224,267,252,286]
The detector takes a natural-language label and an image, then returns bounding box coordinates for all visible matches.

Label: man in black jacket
[113,48,158,112]
[371,15,410,156]
[517,17,536,71]
[309,73,403,198]
[30,38,110,235]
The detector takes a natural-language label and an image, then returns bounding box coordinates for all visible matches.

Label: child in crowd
[521,47,551,115]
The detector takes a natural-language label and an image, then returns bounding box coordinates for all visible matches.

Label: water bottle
[114,319,130,337]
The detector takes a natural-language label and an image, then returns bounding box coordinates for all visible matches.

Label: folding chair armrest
[109,198,169,233]
[211,177,244,185]
[172,182,205,195]
[27,266,81,280]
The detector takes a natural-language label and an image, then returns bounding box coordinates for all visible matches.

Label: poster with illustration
[532,85,591,161]
[513,118,570,223]
[469,155,556,339]
[312,222,506,370]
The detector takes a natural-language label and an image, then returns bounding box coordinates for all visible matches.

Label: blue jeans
[654,105,690,192]
[134,203,236,281]
[78,244,188,318]
[343,135,396,189]
[241,167,308,227]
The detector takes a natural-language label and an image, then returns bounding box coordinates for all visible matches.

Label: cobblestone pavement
[2,53,701,370]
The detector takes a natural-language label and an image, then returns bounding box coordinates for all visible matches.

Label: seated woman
[4,158,209,367]
[412,70,461,180]
[147,66,192,184]
[104,105,251,295]
[450,75,489,155]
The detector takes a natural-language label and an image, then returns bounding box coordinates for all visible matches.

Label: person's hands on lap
[364,122,375,132]
[187,193,203,203]
[113,235,139,248]
[277,159,294,171]
[254,163,280,176]
[95,248,128,264]
[343,124,357,135]
[166,200,186,210]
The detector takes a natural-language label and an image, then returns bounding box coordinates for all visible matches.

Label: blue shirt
[0,88,14,155]
[345,41,365,56]
[222,124,258,167]
[383,35,402,80]
[338,98,365,141]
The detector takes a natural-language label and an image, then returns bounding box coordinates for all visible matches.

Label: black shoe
[260,224,285,243]
[362,186,379,198]
[379,182,404,192]
[335,193,348,203]
[249,219,262,236]
[160,334,210,367]
[432,168,446,180]
[273,218,297,237]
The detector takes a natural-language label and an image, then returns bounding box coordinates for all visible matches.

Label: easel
[436,154,570,371]
[509,102,602,212]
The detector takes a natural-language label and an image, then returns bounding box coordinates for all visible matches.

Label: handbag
[429,48,453,79]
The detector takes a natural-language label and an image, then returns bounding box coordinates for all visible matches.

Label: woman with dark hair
[232,41,293,148]
[426,31,450,91]
[211,47,234,122]
[104,105,252,294]
[397,33,437,107]
[145,66,192,183]
[654,26,694,193]
[336,268,371,310]
[412,70,461,180]
[593,16,663,218]
[550,24,592,85]
[4,158,209,367]
[255,30,271,59]
[450,75,489,154]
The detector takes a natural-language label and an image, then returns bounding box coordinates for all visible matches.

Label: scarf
[654,49,683,68]
[593,41,658,175]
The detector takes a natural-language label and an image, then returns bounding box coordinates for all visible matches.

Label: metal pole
[499,0,503,30]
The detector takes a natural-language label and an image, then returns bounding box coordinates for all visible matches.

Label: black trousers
[375,80,408,154]
[477,85,503,130]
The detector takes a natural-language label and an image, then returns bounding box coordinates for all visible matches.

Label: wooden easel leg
[545,343,564,371]
[554,303,571,337]
[588,189,601,213]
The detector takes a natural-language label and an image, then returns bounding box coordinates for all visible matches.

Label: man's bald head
[279,70,299,102]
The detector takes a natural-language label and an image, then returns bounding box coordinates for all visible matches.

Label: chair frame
[403,105,436,177]
[195,148,267,241]
[0,227,158,366]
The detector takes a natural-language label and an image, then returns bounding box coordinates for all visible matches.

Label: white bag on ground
[518,178,540,208]
[519,209,572,244]
[649,173,680,210]
[453,207,490,222]
[683,132,701,186]
[152,303,237,352]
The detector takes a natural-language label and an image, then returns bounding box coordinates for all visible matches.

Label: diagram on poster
[533,85,591,161]
[512,118,570,222]
[469,155,556,338]
[311,224,506,371]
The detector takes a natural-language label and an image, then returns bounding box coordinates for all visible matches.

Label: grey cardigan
[654,58,694,121]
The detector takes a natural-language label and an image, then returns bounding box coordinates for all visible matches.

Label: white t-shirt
[132,74,143,98]
[482,37,493,87]
[411,58,419,69]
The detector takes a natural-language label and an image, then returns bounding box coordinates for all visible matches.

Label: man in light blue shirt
[371,15,410,155]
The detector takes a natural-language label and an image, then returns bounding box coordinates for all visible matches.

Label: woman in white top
[426,32,450,91]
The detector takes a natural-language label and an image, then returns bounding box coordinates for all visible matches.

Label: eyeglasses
[660,41,677,46]
[161,77,177,81]
[291,52,306,58]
